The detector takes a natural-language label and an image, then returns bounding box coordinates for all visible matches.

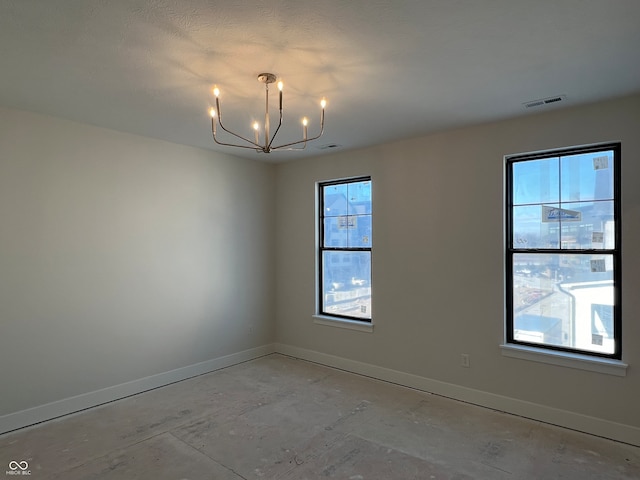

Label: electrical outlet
[461,354,470,368]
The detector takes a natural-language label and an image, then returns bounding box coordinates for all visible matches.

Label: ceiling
[1,1,639,162]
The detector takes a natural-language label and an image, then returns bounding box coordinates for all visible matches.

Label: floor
[1,354,638,479]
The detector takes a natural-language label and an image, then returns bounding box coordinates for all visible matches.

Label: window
[318,177,372,321]
[506,143,621,359]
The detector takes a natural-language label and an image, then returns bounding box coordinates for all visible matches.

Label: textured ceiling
[1,0,639,161]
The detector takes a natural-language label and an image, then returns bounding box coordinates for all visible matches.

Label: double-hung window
[318,177,372,321]
[506,143,621,359]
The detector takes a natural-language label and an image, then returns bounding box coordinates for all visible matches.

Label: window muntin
[506,144,621,359]
[319,177,372,321]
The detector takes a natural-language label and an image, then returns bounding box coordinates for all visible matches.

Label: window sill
[313,315,374,333]
[500,344,627,376]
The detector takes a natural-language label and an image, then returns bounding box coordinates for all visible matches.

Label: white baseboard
[0,344,275,435]
[274,343,640,447]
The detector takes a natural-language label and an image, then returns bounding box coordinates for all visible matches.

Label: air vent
[523,95,567,109]
[316,143,342,150]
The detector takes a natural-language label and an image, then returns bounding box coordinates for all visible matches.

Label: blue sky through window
[513,151,613,206]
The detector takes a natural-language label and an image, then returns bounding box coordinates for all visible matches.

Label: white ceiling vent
[316,143,342,150]
[523,95,567,109]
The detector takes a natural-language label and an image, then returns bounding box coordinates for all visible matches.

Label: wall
[0,107,276,424]
[274,93,640,444]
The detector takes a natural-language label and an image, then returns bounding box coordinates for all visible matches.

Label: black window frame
[318,176,372,322]
[505,143,622,359]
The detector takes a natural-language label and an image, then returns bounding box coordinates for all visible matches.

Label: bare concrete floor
[1,354,638,479]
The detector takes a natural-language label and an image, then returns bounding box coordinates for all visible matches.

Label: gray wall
[1,94,638,438]
[0,107,276,416]
[274,94,640,430]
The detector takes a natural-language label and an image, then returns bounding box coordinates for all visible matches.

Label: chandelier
[209,73,326,154]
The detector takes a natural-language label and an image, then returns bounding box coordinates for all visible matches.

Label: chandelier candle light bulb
[209,73,326,153]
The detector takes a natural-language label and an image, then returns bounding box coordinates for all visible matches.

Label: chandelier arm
[266,110,283,151]
[270,138,308,151]
[216,118,262,150]
[271,110,325,150]
[273,143,308,151]
[211,118,263,151]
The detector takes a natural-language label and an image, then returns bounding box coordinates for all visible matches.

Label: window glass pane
[512,253,614,354]
[322,251,371,319]
[559,201,614,249]
[346,180,372,215]
[512,157,559,205]
[347,214,372,247]
[323,184,348,217]
[323,217,348,247]
[561,151,614,202]
[513,205,559,249]
[592,304,614,343]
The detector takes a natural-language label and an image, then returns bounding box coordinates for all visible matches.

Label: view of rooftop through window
[319,178,372,321]
[507,145,620,357]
